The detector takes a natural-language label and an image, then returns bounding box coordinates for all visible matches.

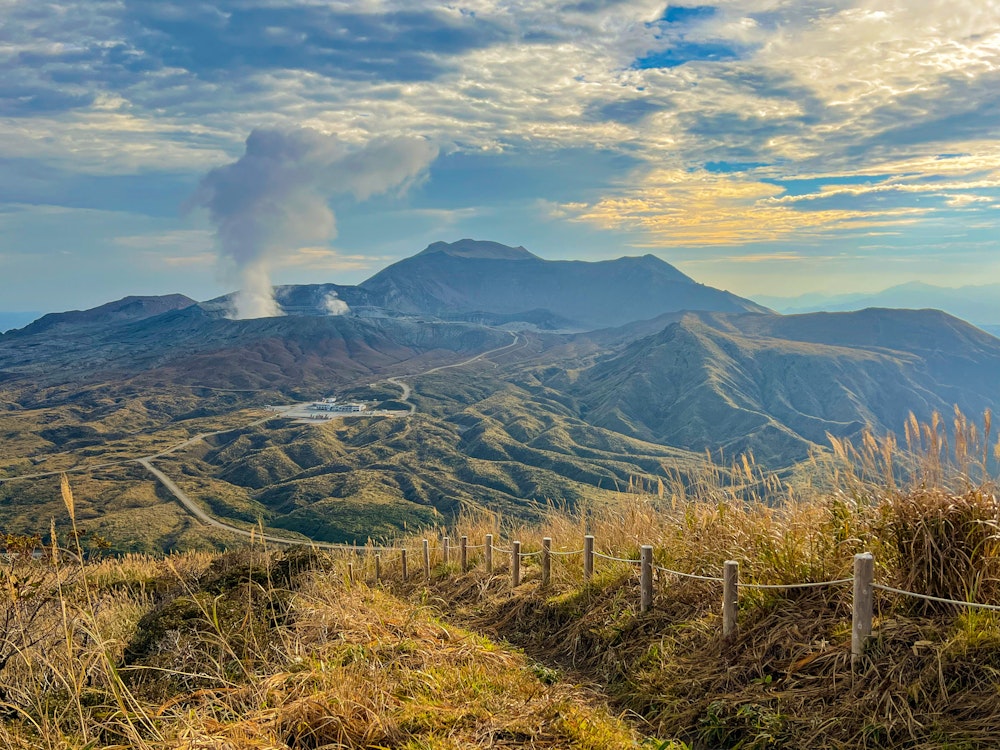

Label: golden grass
[0,539,643,749]
[3,410,1000,749]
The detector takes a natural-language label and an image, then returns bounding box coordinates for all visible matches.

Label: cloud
[564,137,1000,247]
[2,0,1000,305]
[112,229,213,249]
[278,247,389,272]
[191,127,437,318]
[562,167,927,245]
[122,2,514,83]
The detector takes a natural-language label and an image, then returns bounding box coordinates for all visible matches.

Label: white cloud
[2,0,999,300]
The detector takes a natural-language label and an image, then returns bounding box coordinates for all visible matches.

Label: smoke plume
[194,128,437,319]
[323,291,350,316]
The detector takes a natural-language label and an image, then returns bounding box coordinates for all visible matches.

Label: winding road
[384,331,520,413]
[3,332,525,548]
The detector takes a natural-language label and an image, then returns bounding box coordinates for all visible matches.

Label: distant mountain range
[563,308,1000,464]
[3,239,1000,548]
[358,239,767,328]
[757,281,1000,332]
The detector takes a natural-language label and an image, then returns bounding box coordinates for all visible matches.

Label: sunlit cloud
[277,247,391,272]
[2,0,1000,307]
[562,168,928,245]
[113,229,214,249]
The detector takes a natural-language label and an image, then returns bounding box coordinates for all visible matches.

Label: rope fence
[741,578,853,591]
[310,532,1000,669]
[593,552,641,564]
[653,564,725,583]
[872,583,1000,612]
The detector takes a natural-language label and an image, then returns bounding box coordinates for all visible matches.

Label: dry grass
[361,411,1000,749]
[4,411,1000,748]
[0,537,645,749]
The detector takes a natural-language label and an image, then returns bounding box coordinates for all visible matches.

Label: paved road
[384,331,520,413]
[384,377,415,414]
[3,333,525,548]
[136,457,372,550]
[0,410,290,484]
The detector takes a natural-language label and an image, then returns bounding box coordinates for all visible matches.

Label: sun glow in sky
[1,0,998,311]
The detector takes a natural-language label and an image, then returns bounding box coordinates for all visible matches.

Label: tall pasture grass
[1,410,999,748]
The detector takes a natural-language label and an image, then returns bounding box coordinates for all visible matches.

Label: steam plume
[194,128,437,319]
[323,291,350,316]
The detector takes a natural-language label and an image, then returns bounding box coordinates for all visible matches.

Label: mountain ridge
[359,239,764,329]
[566,309,1000,464]
[4,240,1000,548]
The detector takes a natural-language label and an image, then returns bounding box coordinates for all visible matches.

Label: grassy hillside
[6,301,1000,551]
[3,421,1000,749]
[0,345,711,551]
[567,311,1000,465]
[0,545,648,749]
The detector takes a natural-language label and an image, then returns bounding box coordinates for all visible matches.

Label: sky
[1,0,999,313]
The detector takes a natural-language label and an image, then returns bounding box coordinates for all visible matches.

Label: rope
[873,583,1000,611]
[741,578,853,591]
[492,546,514,555]
[312,544,379,552]
[594,552,641,564]
[653,565,725,583]
[519,550,543,558]
[465,544,487,550]
[549,549,585,556]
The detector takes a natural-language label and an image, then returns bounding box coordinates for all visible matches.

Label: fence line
[290,531,1000,669]
[593,552,641,564]
[873,583,1000,611]
[653,564,725,583]
[742,578,853,591]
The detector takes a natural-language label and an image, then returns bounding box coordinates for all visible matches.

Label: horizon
[4,237,1000,321]
[2,1,999,311]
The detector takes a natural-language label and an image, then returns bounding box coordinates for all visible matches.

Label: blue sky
[1,0,999,312]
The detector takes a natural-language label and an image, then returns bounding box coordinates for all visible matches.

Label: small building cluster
[307,396,370,413]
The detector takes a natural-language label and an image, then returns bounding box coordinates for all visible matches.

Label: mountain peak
[416,239,539,261]
[9,294,197,336]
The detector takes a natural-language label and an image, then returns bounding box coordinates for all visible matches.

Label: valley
[3,240,1000,554]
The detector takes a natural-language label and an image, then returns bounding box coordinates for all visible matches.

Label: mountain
[566,309,1000,465]
[6,241,1000,550]
[0,302,511,389]
[757,282,1000,328]
[360,239,768,329]
[8,295,197,336]
[0,312,42,333]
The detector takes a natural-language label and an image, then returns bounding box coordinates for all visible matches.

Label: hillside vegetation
[3,416,1000,749]
[5,242,1000,549]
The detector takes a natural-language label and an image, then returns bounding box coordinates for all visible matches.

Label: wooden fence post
[401,548,408,580]
[542,537,551,587]
[640,545,654,612]
[485,534,494,574]
[852,552,874,669]
[723,560,739,639]
[584,534,594,582]
[375,554,381,585]
[423,539,431,583]
[512,541,521,587]
[443,536,450,565]
[347,562,354,586]
[460,535,468,572]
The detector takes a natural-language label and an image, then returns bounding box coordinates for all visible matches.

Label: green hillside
[567,310,1000,465]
